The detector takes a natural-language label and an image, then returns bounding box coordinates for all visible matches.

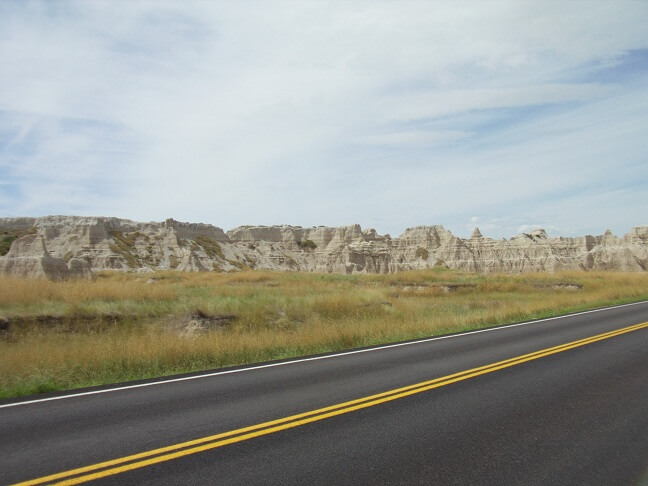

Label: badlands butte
[0,216,647,280]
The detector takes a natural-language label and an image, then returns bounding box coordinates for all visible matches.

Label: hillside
[1,216,646,279]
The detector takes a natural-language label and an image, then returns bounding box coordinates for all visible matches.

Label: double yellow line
[15,321,648,486]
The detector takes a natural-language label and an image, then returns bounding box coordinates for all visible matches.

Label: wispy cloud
[0,1,646,238]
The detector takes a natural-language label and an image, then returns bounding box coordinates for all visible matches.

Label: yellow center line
[14,321,648,486]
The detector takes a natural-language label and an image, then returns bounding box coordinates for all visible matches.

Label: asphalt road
[2,301,647,485]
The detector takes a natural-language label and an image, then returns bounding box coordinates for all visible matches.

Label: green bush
[0,235,18,256]
[298,239,317,250]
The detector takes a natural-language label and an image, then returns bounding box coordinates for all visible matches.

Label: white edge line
[1,300,646,409]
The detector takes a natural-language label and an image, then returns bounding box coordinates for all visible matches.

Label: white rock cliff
[0,216,646,279]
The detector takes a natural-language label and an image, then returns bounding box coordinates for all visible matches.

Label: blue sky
[1,1,647,239]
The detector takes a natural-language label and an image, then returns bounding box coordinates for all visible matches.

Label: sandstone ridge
[1,216,646,279]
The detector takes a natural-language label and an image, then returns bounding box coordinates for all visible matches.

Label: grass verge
[1,269,647,399]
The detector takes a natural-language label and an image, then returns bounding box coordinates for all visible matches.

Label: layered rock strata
[0,233,92,280]
[0,216,646,279]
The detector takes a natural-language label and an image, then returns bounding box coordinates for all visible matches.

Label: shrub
[298,239,317,250]
[0,227,37,256]
[0,235,18,256]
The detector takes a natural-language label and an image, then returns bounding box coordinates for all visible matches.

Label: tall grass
[1,270,647,398]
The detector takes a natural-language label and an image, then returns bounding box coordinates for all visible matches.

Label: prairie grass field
[1,269,647,399]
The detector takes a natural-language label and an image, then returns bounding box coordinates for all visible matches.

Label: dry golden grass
[0,275,177,307]
[1,269,647,398]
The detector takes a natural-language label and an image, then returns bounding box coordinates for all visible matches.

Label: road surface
[2,301,647,485]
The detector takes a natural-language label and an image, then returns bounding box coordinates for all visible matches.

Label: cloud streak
[0,1,647,238]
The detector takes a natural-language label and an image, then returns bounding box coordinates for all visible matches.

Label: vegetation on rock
[109,231,142,268]
[298,239,317,250]
[194,235,225,259]
[0,235,17,256]
[0,227,37,256]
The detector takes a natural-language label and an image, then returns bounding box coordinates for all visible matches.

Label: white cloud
[0,1,647,238]
[516,225,561,235]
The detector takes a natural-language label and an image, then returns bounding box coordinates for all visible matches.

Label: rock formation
[0,216,646,279]
[0,233,91,280]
